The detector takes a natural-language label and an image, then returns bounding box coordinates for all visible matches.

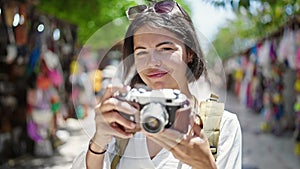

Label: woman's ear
[187,49,194,63]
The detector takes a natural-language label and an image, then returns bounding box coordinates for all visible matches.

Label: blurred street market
[1,0,300,169]
[0,91,299,169]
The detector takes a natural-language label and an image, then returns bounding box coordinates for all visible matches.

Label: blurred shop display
[68,42,121,119]
[0,0,77,163]
[224,16,300,156]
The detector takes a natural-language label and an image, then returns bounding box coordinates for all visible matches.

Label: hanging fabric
[286,30,296,69]
[26,46,41,76]
[277,28,297,68]
[15,3,28,46]
[295,30,300,70]
[3,2,17,64]
[0,3,9,58]
[294,71,300,155]
[269,40,277,63]
[48,69,63,87]
[249,46,258,64]
[27,116,43,142]
[257,40,271,67]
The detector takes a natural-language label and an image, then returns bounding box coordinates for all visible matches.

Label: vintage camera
[114,88,187,133]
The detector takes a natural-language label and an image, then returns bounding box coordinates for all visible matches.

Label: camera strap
[111,137,130,169]
[197,93,224,160]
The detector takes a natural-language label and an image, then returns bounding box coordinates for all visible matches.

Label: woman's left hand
[144,111,217,169]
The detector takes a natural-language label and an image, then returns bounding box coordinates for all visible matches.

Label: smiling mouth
[147,71,168,78]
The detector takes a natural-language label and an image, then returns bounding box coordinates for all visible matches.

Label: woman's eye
[159,45,177,52]
[162,47,173,51]
[135,51,147,56]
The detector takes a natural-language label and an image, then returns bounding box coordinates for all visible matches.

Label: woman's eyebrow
[134,46,146,51]
[156,41,174,47]
[134,41,175,51]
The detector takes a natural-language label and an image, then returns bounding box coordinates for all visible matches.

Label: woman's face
[133,25,192,90]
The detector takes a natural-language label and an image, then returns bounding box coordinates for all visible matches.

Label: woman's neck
[177,83,193,100]
[146,137,162,159]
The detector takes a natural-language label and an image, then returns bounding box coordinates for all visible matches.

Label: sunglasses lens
[127,5,147,19]
[154,0,175,13]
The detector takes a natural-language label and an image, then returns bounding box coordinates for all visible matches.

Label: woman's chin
[150,83,178,90]
[149,82,166,89]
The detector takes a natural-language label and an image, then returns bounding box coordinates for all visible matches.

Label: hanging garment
[37,74,51,90]
[269,40,277,63]
[257,40,271,67]
[43,50,60,70]
[286,30,296,69]
[278,29,296,68]
[249,46,258,64]
[26,46,41,76]
[3,2,17,64]
[15,3,28,46]
[27,116,43,142]
[296,48,300,70]
[48,69,63,87]
[0,23,8,58]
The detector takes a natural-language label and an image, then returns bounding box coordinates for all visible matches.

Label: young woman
[72,0,241,168]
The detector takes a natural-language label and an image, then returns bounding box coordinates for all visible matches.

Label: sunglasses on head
[126,0,180,21]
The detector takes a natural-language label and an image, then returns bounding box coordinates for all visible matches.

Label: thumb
[190,114,204,137]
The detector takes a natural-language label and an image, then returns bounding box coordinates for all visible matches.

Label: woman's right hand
[91,84,138,148]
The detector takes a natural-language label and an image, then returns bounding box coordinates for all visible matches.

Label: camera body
[114,88,187,133]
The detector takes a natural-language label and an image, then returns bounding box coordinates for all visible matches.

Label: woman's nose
[148,50,161,67]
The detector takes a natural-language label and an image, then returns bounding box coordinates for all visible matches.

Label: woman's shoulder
[222,110,238,120]
[221,110,240,128]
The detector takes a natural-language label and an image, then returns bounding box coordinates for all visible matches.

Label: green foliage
[36,0,190,46]
[212,16,257,59]
[37,0,137,45]
[210,0,300,59]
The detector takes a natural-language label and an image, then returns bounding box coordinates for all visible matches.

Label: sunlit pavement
[1,92,300,169]
[225,91,300,169]
[0,117,91,169]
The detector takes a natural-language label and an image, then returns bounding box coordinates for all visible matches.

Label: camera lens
[143,116,161,132]
[140,103,168,133]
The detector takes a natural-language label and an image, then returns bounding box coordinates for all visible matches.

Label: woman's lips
[146,71,168,78]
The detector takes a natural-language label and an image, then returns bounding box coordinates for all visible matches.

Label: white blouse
[71,110,242,169]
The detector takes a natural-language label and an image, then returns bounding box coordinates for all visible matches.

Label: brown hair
[122,4,206,87]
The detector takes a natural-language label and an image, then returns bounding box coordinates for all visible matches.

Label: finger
[190,114,203,137]
[158,128,207,147]
[198,129,208,140]
[144,129,187,149]
[194,114,203,129]
[147,132,187,156]
[147,134,175,151]
[94,121,133,139]
[100,97,139,115]
[103,111,136,130]
[109,122,134,138]
[100,84,130,102]
[160,129,188,144]
[94,111,135,139]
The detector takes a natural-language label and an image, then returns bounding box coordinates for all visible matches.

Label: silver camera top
[115,88,187,106]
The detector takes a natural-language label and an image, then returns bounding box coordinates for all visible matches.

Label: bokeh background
[0,0,300,168]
